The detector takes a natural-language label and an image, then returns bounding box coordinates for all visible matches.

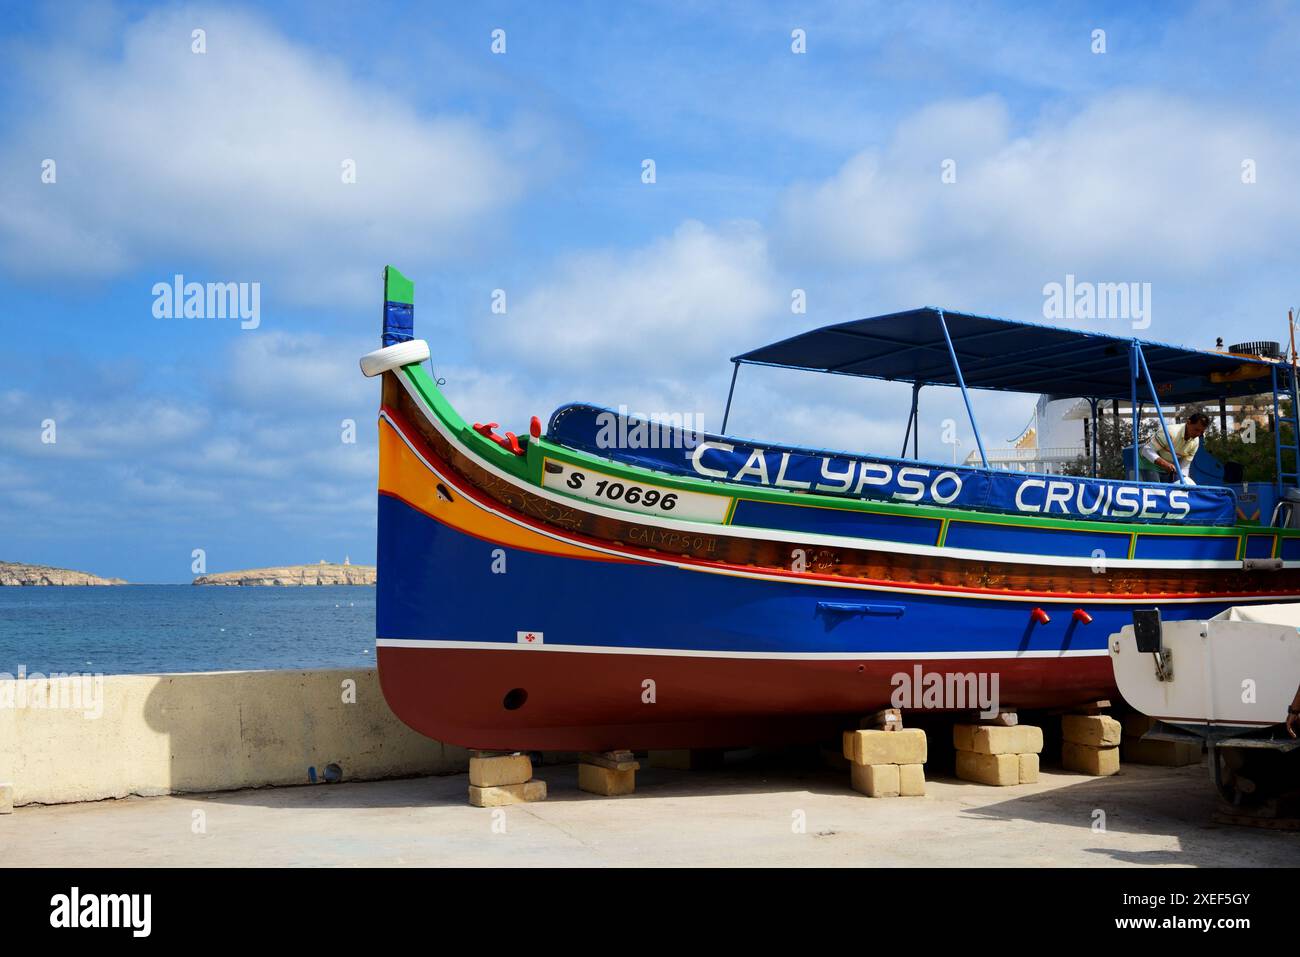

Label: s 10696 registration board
[542,458,729,523]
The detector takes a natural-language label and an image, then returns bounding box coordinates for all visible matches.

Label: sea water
[0,585,375,675]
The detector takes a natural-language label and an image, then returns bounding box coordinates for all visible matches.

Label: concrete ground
[4,750,1296,866]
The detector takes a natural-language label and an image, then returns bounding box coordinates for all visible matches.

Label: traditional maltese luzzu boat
[361,266,1300,751]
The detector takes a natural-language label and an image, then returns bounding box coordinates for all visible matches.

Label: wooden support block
[0,782,12,814]
[1121,714,1157,738]
[1019,725,1044,754]
[1051,699,1110,715]
[843,728,927,765]
[955,750,1020,786]
[953,724,975,752]
[850,763,900,797]
[579,751,641,772]
[1018,753,1039,784]
[1062,741,1120,776]
[860,708,903,730]
[898,763,926,796]
[468,780,547,807]
[648,749,723,770]
[953,724,1042,755]
[469,754,533,788]
[578,763,636,796]
[1121,736,1201,766]
[1062,714,1122,748]
[980,711,1019,727]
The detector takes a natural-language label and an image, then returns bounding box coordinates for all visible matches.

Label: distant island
[0,561,126,586]
[193,560,376,586]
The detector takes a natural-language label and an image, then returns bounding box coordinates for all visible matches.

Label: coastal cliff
[192,562,376,586]
[0,561,126,586]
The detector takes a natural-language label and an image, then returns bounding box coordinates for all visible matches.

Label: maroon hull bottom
[377,646,1119,751]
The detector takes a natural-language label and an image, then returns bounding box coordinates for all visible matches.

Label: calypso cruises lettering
[689,443,1192,520]
[1012,477,1190,520]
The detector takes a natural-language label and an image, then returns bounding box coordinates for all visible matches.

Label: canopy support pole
[1289,362,1300,491]
[937,309,988,468]
[1135,342,1185,485]
[1272,365,1284,495]
[1218,397,1227,437]
[720,361,740,434]
[914,385,920,459]
[1089,398,1100,478]
[1130,343,1140,480]
[901,381,921,458]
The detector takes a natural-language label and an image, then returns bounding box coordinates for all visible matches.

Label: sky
[1,0,1298,582]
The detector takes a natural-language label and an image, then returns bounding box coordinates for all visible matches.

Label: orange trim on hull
[379,415,616,562]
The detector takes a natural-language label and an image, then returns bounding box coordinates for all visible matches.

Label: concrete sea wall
[0,668,466,806]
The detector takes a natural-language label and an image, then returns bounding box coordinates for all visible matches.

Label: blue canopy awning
[732,308,1279,403]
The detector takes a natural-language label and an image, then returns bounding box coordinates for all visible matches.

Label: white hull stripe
[382,408,1300,607]
[375,638,1110,660]
[394,370,1285,573]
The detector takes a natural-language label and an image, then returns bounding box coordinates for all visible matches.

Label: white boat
[1110,605,1300,812]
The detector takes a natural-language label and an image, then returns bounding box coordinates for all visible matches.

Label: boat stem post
[1135,344,1185,485]
[936,309,988,468]
[721,360,740,434]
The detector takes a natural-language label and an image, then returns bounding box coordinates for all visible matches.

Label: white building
[962,395,1088,473]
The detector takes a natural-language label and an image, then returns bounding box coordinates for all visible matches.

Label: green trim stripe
[400,362,1300,546]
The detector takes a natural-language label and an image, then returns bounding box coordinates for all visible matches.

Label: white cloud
[0,6,540,305]
[496,219,780,379]
[223,331,374,413]
[777,91,1300,291]
[0,390,207,460]
[0,332,380,541]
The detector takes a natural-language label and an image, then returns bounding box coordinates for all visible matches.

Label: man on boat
[1141,412,1210,485]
